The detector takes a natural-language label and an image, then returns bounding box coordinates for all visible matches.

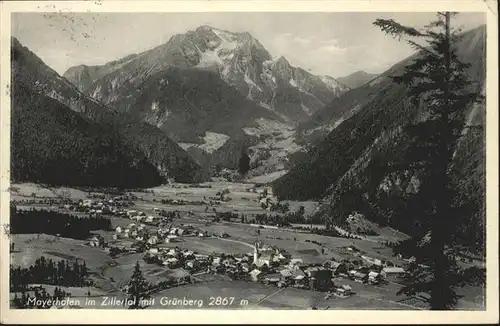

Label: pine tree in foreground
[127,261,151,309]
[373,12,484,310]
[238,149,251,176]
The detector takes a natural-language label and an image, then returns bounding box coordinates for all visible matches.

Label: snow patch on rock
[196,48,224,68]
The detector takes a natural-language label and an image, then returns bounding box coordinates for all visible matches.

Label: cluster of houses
[144,246,209,274]
[77,197,132,216]
[235,242,407,298]
[112,222,211,245]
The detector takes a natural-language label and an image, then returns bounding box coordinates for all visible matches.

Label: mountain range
[337,70,379,89]
[11,37,205,187]
[273,25,486,250]
[11,22,486,250]
[64,25,349,125]
[61,26,350,170]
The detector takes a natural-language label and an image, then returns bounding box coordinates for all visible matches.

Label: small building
[115,226,122,234]
[279,269,293,279]
[368,271,381,284]
[353,271,367,283]
[362,255,382,266]
[289,258,303,266]
[381,267,406,278]
[335,285,352,298]
[147,236,159,245]
[89,236,100,247]
[164,257,180,268]
[241,263,250,273]
[165,235,179,243]
[149,248,159,254]
[185,260,198,270]
[264,273,281,285]
[250,269,264,282]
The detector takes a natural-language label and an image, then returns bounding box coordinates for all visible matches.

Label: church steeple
[253,241,259,264]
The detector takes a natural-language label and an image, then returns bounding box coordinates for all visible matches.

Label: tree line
[10,256,90,292]
[10,206,112,239]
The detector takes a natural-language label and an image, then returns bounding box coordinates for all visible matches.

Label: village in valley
[10,178,482,311]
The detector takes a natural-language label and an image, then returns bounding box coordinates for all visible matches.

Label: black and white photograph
[1,0,498,324]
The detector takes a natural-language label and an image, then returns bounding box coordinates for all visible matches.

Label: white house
[165,235,179,243]
[147,236,159,245]
[167,248,177,256]
[165,257,179,268]
[290,258,303,266]
[362,255,382,266]
[368,271,380,284]
[381,267,405,278]
[115,226,122,234]
[250,269,263,282]
[89,236,100,247]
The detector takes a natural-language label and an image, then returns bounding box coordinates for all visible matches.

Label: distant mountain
[11,82,163,187]
[273,26,486,249]
[337,70,378,89]
[66,25,349,124]
[62,53,139,93]
[11,38,205,185]
[97,66,284,143]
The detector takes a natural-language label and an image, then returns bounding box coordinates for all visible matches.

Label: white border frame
[0,1,498,324]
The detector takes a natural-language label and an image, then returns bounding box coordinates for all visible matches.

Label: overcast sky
[12,12,485,78]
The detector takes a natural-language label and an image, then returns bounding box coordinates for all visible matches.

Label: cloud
[317,44,347,55]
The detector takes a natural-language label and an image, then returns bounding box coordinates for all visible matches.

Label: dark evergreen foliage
[10,207,112,239]
[238,150,251,175]
[11,83,165,188]
[126,261,151,309]
[10,256,90,291]
[373,12,484,310]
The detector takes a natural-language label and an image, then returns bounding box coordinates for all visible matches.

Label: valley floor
[8,182,485,310]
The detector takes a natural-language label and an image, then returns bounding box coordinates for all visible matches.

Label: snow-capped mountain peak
[68,25,350,122]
